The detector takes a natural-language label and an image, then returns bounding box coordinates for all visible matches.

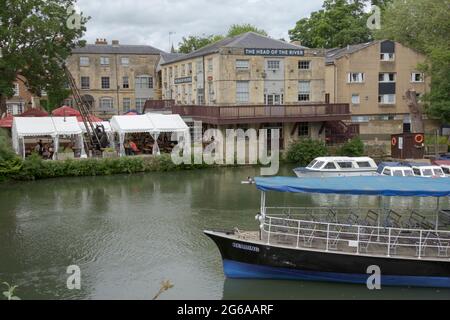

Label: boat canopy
[255,176,450,197]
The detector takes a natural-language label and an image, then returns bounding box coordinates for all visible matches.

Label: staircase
[321,121,360,145]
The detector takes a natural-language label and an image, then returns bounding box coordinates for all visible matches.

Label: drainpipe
[115,53,120,115]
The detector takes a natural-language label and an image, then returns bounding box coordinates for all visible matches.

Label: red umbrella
[20,108,49,117]
[76,114,103,122]
[0,115,14,128]
[52,106,81,117]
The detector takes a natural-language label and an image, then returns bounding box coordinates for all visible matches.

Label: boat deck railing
[260,208,450,260]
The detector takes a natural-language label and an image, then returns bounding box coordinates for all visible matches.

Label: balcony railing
[172,103,350,124]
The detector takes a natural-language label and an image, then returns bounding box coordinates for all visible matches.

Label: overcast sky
[76,0,324,52]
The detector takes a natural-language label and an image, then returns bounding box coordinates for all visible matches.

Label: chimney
[291,40,302,46]
[112,40,120,47]
[95,38,108,45]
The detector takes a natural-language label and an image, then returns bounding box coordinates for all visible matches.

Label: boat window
[313,161,325,169]
[393,170,403,176]
[404,169,414,176]
[383,168,391,176]
[337,162,353,169]
[324,162,337,169]
[442,167,450,174]
[422,169,433,176]
[413,168,421,176]
[433,168,444,176]
[357,161,371,168]
[307,160,317,168]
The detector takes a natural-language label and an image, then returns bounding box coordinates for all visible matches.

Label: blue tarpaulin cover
[255,176,450,197]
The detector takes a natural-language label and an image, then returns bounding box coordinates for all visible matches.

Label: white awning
[51,117,82,135]
[110,115,156,134]
[79,121,112,133]
[12,117,58,137]
[146,113,189,133]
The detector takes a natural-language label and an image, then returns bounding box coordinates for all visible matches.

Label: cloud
[77,0,323,52]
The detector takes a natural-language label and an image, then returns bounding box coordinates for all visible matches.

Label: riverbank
[0,153,219,182]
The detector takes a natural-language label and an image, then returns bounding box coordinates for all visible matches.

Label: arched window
[135,75,153,89]
[99,97,114,110]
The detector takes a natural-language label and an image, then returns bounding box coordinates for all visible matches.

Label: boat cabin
[305,157,377,171]
[406,163,446,178]
[432,160,450,176]
[377,162,414,177]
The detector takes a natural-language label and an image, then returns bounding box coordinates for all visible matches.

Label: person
[124,140,132,156]
[129,140,139,154]
[34,142,41,155]
[42,144,50,160]
[38,139,43,156]
[48,143,54,159]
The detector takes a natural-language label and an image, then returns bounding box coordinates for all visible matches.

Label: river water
[1,165,449,300]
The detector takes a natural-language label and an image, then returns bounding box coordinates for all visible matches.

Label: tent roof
[52,106,81,117]
[255,176,450,197]
[20,108,49,117]
[110,115,155,133]
[79,121,112,133]
[147,113,189,132]
[12,117,82,137]
[0,115,14,128]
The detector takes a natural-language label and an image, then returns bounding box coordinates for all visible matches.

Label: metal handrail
[261,215,450,260]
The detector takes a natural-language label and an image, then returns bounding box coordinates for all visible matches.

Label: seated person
[129,140,140,154]
[124,140,133,156]
[42,144,51,159]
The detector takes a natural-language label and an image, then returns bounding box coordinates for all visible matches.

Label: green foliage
[0,129,22,181]
[2,282,20,300]
[226,24,267,37]
[285,139,328,166]
[178,34,224,54]
[375,0,450,122]
[336,137,365,156]
[0,0,88,114]
[288,0,372,48]
[424,135,449,146]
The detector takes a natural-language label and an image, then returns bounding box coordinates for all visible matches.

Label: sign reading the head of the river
[174,76,192,84]
[244,48,305,56]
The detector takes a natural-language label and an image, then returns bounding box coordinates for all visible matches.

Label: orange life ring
[415,134,424,144]
[391,137,397,146]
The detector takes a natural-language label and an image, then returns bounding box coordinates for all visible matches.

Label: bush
[0,129,23,182]
[425,135,449,146]
[285,139,327,166]
[336,137,365,157]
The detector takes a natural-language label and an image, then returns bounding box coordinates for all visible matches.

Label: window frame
[80,76,90,90]
[298,60,311,70]
[101,77,110,89]
[79,56,90,66]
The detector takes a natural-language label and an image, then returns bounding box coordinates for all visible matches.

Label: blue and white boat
[377,162,414,177]
[205,176,450,288]
[293,157,378,178]
[403,162,446,178]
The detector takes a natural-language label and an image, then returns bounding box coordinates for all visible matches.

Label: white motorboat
[293,157,378,178]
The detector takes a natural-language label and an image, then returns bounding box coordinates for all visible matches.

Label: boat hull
[205,230,450,288]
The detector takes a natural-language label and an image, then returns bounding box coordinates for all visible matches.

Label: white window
[135,98,147,113]
[298,81,310,101]
[378,94,396,104]
[267,60,280,70]
[236,81,249,103]
[207,59,213,72]
[379,73,396,82]
[7,103,24,115]
[351,94,360,105]
[174,66,178,77]
[100,56,110,66]
[298,60,310,70]
[99,97,113,110]
[13,83,19,96]
[411,72,424,83]
[123,98,131,112]
[80,56,89,66]
[135,76,153,89]
[236,59,249,70]
[121,57,129,66]
[348,73,365,83]
[380,53,395,61]
[196,60,203,74]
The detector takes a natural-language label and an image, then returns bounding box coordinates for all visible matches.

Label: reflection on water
[222,278,450,300]
[0,165,449,299]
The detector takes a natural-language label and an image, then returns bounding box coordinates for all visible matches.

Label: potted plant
[102,147,117,158]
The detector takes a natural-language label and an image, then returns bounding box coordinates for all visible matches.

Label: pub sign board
[244,48,305,56]
[174,76,193,84]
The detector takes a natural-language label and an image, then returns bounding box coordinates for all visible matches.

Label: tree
[375,0,450,122]
[0,0,88,116]
[288,0,372,48]
[226,24,267,38]
[177,34,224,54]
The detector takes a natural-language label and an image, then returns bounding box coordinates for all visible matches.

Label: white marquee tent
[12,117,85,159]
[110,114,189,156]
